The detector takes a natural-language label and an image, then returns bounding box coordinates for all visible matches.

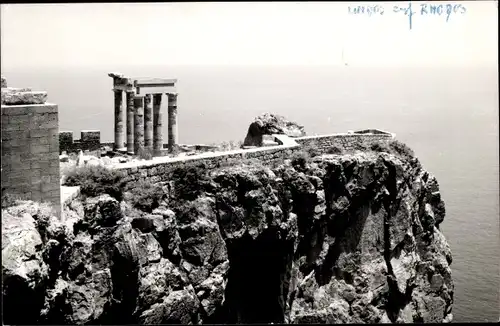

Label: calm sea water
[3,65,499,322]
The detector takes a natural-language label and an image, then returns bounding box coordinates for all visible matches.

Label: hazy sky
[1,1,498,68]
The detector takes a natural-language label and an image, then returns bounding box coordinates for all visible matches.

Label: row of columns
[113,90,178,155]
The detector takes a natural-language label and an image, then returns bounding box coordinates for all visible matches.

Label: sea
[2,64,498,323]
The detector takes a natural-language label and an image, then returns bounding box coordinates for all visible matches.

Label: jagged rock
[83,195,123,230]
[138,286,201,324]
[243,113,306,146]
[2,204,50,324]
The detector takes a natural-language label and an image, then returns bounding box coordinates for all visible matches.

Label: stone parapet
[112,132,395,186]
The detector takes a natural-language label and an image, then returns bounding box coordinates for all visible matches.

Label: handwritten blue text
[348,2,467,29]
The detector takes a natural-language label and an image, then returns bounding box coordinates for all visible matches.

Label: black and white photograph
[1,1,498,324]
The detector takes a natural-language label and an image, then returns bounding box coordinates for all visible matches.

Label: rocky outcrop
[2,149,453,324]
[243,113,307,147]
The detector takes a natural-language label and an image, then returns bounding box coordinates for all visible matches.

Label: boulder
[243,113,306,147]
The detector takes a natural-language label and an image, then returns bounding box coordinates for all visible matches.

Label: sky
[0,1,498,69]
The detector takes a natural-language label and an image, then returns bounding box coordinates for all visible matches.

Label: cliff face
[2,151,453,324]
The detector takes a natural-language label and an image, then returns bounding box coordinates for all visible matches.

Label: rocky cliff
[2,150,453,324]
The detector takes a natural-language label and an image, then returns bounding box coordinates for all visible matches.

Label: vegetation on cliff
[2,139,453,324]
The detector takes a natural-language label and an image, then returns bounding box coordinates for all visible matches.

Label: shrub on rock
[63,165,126,201]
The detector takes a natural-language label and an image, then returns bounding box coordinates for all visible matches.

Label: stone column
[144,94,153,150]
[126,91,135,154]
[153,94,163,155]
[113,89,125,151]
[134,95,145,154]
[167,93,178,151]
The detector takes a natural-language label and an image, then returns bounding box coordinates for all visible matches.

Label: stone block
[2,130,28,141]
[31,175,42,184]
[32,137,50,146]
[7,114,30,125]
[1,90,47,105]
[30,169,42,178]
[31,192,43,202]
[29,129,50,138]
[32,116,58,129]
[30,144,50,154]
[31,161,50,170]
[32,104,58,114]
[41,181,60,192]
[46,167,60,176]
[19,161,33,170]
[2,123,24,131]
[49,190,61,198]
[1,105,32,116]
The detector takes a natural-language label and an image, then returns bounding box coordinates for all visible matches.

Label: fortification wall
[1,100,61,214]
[117,143,301,183]
[295,132,394,151]
[59,130,102,153]
[115,132,394,183]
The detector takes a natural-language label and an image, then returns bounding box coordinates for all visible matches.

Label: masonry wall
[117,144,300,183]
[115,133,394,184]
[59,130,102,153]
[1,103,61,214]
[294,133,393,151]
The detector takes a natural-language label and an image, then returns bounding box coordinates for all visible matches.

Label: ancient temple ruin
[108,73,178,155]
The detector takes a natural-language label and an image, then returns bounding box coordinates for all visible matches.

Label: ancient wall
[59,130,102,153]
[1,81,61,215]
[115,132,394,183]
[294,132,394,151]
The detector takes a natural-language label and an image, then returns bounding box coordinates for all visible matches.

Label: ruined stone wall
[117,144,301,183]
[294,132,394,151]
[115,132,394,183]
[59,130,102,153]
[1,80,61,214]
